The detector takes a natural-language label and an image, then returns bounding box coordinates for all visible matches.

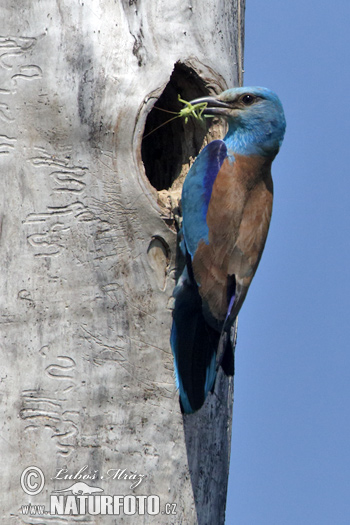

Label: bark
[0,1,244,523]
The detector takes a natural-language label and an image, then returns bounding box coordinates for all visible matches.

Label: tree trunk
[0,1,244,523]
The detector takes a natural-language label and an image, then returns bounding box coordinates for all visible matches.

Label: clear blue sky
[226,1,350,524]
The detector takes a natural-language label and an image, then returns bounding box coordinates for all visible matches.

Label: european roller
[170,86,286,414]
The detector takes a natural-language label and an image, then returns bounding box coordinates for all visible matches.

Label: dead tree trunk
[0,1,244,523]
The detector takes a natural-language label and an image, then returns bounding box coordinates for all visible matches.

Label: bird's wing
[190,154,273,324]
[171,139,229,412]
[188,152,244,322]
[181,139,228,259]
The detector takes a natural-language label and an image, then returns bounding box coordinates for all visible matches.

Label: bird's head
[191,86,286,158]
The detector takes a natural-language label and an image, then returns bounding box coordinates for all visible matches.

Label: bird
[170,86,286,414]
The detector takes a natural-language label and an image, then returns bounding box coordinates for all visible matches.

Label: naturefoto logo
[54,481,104,495]
[20,466,177,517]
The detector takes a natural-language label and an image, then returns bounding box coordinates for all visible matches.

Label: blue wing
[171,140,234,413]
[182,140,227,257]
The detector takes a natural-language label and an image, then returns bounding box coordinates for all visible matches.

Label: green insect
[143,95,212,139]
[177,95,210,124]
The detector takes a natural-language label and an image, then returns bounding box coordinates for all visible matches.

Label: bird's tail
[170,266,221,413]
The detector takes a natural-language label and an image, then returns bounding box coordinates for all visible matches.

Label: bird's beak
[189,95,231,116]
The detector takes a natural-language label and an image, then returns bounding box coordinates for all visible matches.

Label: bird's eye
[241,94,255,105]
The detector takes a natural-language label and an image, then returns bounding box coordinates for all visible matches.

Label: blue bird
[170,86,286,413]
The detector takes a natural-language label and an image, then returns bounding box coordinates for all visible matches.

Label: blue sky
[226,1,350,523]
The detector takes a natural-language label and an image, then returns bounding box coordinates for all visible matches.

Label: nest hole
[141,63,212,192]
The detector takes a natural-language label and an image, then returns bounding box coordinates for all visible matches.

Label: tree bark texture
[0,1,244,523]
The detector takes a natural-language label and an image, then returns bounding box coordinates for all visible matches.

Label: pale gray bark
[0,1,244,523]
